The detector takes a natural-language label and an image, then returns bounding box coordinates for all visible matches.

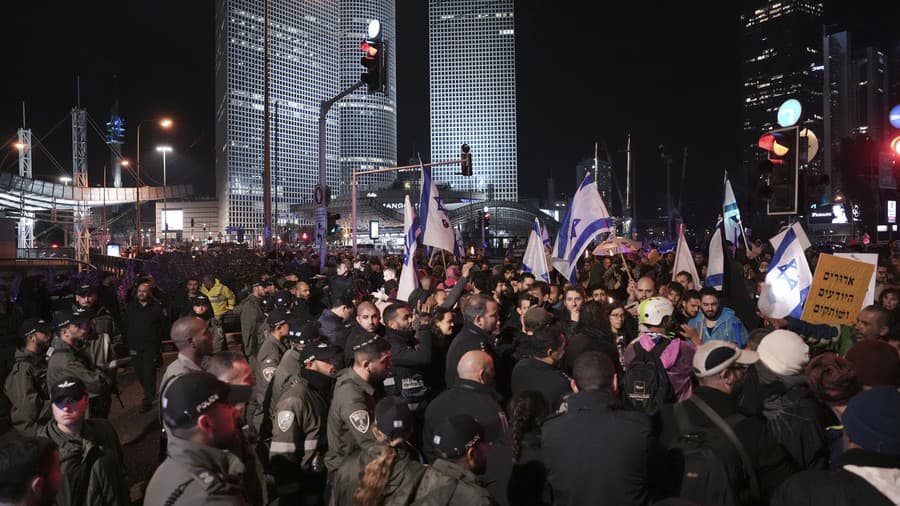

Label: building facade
[429,0,518,202]
[215,0,340,237]
[741,0,824,228]
[339,1,398,191]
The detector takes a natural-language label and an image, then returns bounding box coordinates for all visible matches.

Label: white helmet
[638,297,674,327]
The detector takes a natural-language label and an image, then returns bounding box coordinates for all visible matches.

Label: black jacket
[383,327,432,404]
[317,308,346,346]
[542,390,652,506]
[510,358,571,411]
[444,323,496,388]
[123,299,167,352]
[771,449,900,506]
[423,379,507,462]
[656,386,797,503]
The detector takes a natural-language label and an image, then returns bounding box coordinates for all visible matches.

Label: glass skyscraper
[429,0,518,202]
[339,1,397,191]
[215,0,340,238]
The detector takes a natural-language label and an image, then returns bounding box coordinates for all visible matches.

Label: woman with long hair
[332,397,425,506]
[507,390,550,506]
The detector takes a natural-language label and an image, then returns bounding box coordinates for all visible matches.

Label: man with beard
[338,301,383,367]
[5,319,53,435]
[46,310,112,418]
[123,282,168,413]
[190,294,226,352]
[656,341,795,504]
[144,373,253,506]
[381,303,433,411]
[269,341,339,503]
[289,281,314,324]
[761,304,892,357]
[445,294,501,388]
[325,332,392,473]
[685,287,748,347]
[171,277,202,319]
[0,437,62,506]
[68,284,120,364]
[161,317,215,395]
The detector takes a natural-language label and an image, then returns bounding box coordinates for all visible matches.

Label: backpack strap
[688,395,761,504]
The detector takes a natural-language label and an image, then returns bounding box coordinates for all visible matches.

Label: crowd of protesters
[0,237,899,506]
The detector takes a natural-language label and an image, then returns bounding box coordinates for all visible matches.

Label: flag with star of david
[397,194,419,302]
[758,227,812,318]
[419,162,456,253]
[551,171,614,283]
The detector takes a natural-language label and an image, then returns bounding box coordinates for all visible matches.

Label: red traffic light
[758,133,789,156]
[360,41,378,57]
[301,232,309,241]
[891,136,900,156]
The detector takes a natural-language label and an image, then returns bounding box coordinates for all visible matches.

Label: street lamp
[136,118,173,246]
[156,146,173,246]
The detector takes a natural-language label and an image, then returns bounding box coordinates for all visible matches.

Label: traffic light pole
[350,157,468,257]
[318,80,365,271]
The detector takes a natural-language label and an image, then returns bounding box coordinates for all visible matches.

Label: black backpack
[622,339,673,414]
[667,396,761,506]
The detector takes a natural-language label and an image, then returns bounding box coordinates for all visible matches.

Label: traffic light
[327,212,341,235]
[757,126,799,215]
[460,144,473,176]
[483,212,491,230]
[891,135,900,156]
[360,20,386,94]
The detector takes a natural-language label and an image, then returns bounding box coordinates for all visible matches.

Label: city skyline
[1,1,898,237]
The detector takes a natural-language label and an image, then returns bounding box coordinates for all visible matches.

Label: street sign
[315,207,327,248]
[890,104,900,129]
[777,99,802,127]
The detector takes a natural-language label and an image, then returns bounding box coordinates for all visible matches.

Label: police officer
[144,372,253,506]
[325,332,392,473]
[269,341,339,503]
[252,308,290,436]
[510,322,572,411]
[123,281,167,413]
[46,309,112,418]
[48,274,74,313]
[268,320,320,418]
[191,294,226,352]
[445,294,501,388]
[381,303,433,411]
[40,377,129,506]
[4,318,53,435]
[236,278,266,364]
[413,414,493,505]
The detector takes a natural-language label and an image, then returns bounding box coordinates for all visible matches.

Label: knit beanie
[757,329,809,376]
[842,386,900,457]
[845,339,900,387]
[804,352,861,405]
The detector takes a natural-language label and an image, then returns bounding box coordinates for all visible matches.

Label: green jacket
[209,317,227,352]
[330,444,426,506]
[47,338,110,402]
[412,459,494,506]
[144,436,248,506]
[40,419,129,506]
[268,348,304,418]
[3,348,50,436]
[325,368,377,472]
[235,296,264,356]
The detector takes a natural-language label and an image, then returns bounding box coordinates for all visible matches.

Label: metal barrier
[16,247,74,259]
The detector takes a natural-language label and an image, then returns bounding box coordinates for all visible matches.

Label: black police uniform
[422,379,508,462]
[510,357,572,411]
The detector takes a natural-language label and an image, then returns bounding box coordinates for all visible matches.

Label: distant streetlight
[13,141,26,150]
[156,146,173,245]
[135,118,174,244]
[59,176,72,186]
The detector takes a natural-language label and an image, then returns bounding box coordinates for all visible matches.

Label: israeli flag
[551,172,613,283]
[672,229,701,290]
[758,227,812,318]
[397,195,419,302]
[453,227,465,258]
[419,162,456,253]
[541,222,551,249]
[705,220,725,290]
[723,173,744,246]
[522,218,550,282]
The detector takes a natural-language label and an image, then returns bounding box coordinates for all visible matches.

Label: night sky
[1,1,897,233]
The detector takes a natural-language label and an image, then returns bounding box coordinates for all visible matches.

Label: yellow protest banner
[801,254,875,325]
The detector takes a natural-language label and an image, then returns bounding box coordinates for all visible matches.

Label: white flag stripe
[672,230,702,290]
[419,164,456,252]
[705,222,725,290]
[758,227,812,318]
[723,173,744,246]
[551,172,613,283]
[397,195,418,302]
[522,218,550,282]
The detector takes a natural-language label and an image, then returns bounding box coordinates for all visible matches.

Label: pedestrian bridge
[0,171,192,213]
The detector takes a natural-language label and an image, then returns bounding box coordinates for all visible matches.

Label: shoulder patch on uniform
[349,409,370,433]
[262,367,276,382]
[192,471,222,491]
[277,410,295,432]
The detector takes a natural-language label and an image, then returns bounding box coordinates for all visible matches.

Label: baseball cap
[349,332,389,353]
[50,377,87,403]
[272,291,292,308]
[287,320,319,344]
[266,308,290,327]
[842,386,900,457]
[432,414,484,459]
[19,318,53,339]
[75,284,98,297]
[375,396,413,439]
[299,340,340,364]
[190,294,212,307]
[52,308,92,330]
[692,340,759,378]
[162,372,252,429]
[332,293,355,309]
